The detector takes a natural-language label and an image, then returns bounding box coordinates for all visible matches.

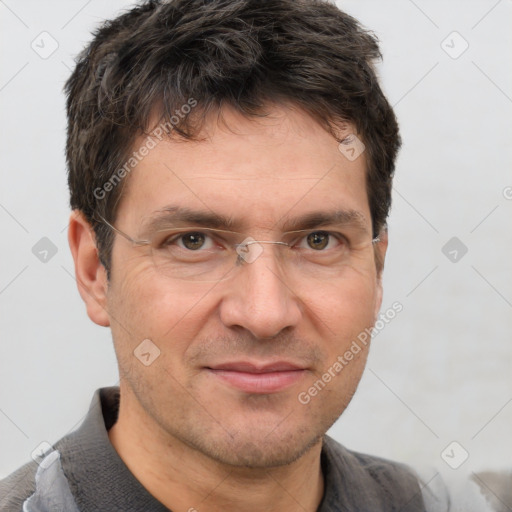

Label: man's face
[105,104,385,467]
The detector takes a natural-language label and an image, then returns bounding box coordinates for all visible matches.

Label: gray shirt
[0,386,450,511]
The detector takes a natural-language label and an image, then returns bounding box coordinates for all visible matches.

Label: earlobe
[68,210,110,327]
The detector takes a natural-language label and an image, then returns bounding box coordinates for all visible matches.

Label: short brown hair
[65,0,400,275]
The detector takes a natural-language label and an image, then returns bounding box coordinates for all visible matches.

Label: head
[67,0,400,468]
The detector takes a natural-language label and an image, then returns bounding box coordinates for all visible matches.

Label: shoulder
[0,459,38,511]
[0,387,111,512]
[473,471,512,512]
[323,435,421,485]
[323,439,504,512]
[1,450,81,512]
[322,436,425,511]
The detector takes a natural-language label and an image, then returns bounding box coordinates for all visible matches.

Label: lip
[206,361,307,394]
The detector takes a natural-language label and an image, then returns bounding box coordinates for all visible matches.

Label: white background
[1,0,511,481]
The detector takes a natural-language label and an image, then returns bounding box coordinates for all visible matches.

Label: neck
[108,387,325,512]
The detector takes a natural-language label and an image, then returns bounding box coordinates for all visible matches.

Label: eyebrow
[141,206,370,236]
[141,206,238,234]
[280,210,370,234]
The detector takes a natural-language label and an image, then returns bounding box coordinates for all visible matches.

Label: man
[0,0,497,511]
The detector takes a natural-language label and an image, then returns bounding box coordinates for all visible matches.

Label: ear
[373,228,388,321]
[68,210,110,327]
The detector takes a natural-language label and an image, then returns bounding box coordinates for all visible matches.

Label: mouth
[205,361,307,394]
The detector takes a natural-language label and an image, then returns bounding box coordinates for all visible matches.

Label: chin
[183,421,326,469]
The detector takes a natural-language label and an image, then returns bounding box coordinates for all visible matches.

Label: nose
[218,245,303,339]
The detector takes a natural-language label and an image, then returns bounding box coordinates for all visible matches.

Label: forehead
[116,104,371,231]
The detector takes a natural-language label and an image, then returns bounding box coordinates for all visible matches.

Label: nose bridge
[235,237,288,266]
[236,238,292,285]
[239,240,292,305]
[220,241,302,338]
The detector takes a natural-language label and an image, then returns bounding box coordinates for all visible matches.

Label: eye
[298,231,342,251]
[171,232,216,251]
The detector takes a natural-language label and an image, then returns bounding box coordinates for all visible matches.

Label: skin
[68,103,388,512]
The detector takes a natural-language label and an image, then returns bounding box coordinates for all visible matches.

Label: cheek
[108,266,215,354]
[106,275,211,394]
[298,274,377,408]
[306,267,378,334]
